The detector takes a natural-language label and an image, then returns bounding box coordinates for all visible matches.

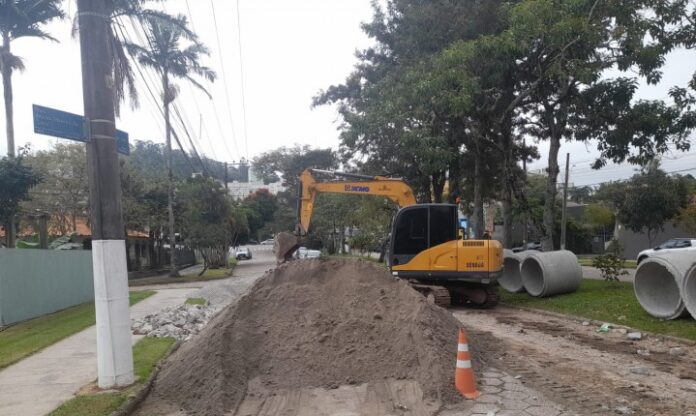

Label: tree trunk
[2,32,15,158]
[432,172,445,203]
[471,138,484,238]
[499,116,514,248]
[2,33,15,247]
[502,184,513,248]
[543,133,561,251]
[164,73,178,276]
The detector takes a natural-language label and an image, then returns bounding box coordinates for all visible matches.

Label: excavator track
[479,285,500,309]
[410,284,451,308]
[448,285,500,309]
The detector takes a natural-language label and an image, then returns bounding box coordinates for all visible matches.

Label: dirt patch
[136,258,463,416]
[455,307,696,415]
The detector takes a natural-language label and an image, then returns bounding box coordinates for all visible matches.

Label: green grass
[185,297,207,306]
[501,279,696,341]
[129,266,234,287]
[0,291,156,370]
[184,268,232,280]
[49,337,176,416]
[577,258,637,269]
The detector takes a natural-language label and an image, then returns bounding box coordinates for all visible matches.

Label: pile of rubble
[132,304,216,341]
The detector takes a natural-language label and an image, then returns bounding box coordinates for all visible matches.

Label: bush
[591,240,628,282]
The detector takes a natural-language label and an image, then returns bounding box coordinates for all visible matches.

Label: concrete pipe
[634,253,692,320]
[682,262,696,319]
[520,251,582,298]
[501,250,534,293]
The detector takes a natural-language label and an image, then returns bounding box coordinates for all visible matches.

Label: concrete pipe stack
[500,250,534,293]
[520,251,583,298]
[635,253,696,320]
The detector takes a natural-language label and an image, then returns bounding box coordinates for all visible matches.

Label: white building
[227,180,285,200]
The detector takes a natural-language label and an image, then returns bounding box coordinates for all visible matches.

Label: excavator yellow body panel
[392,240,503,282]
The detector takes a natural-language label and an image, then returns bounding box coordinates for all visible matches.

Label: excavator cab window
[390,204,458,266]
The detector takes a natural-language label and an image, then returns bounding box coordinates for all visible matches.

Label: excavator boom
[297,169,417,234]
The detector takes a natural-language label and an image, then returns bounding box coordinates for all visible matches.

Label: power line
[118,17,197,172]
[578,166,696,188]
[181,0,235,162]
[235,0,249,158]
[129,15,212,175]
[209,0,242,159]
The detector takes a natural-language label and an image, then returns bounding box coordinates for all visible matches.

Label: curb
[110,340,182,416]
[502,304,696,346]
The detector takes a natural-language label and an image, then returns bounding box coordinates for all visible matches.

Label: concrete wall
[0,249,93,327]
[618,223,694,260]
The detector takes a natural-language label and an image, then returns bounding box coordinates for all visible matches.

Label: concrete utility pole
[77,0,134,388]
[560,153,570,251]
[224,161,229,191]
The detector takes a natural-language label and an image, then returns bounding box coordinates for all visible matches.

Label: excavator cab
[390,204,458,266]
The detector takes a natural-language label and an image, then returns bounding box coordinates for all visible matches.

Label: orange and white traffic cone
[455,328,480,399]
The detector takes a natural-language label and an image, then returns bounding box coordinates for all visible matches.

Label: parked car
[636,238,696,264]
[260,239,275,245]
[511,242,543,253]
[293,246,321,259]
[236,247,253,260]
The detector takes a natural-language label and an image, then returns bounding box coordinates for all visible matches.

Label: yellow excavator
[277,168,503,308]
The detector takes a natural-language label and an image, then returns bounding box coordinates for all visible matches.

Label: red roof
[0,216,148,239]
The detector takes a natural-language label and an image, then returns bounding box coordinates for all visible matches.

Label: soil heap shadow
[137,258,463,415]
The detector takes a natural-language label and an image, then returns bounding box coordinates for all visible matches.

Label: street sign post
[32,104,130,155]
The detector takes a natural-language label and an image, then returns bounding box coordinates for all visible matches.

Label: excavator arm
[297,169,417,234]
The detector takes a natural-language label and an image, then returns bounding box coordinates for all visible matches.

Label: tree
[616,167,689,246]
[569,186,593,204]
[314,0,514,209]
[0,154,40,246]
[252,145,337,189]
[0,0,64,157]
[676,203,696,235]
[177,176,232,271]
[583,203,615,241]
[127,15,216,276]
[241,189,278,241]
[23,143,88,233]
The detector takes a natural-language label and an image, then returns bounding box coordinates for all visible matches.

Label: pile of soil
[137,258,463,415]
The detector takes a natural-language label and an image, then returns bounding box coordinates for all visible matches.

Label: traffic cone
[455,328,480,399]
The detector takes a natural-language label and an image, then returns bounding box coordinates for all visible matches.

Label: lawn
[185,297,207,306]
[501,279,696,342]
[129,265,235,287]
[0,291,155,370]
[49,337,176,416]
[577,257,637,269]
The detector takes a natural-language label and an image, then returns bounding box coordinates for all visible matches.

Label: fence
[0,249,93,327]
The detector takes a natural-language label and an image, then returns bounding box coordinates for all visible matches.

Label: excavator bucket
[274,232,301,264]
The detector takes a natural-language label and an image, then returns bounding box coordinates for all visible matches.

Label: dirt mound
[137,258,463,415]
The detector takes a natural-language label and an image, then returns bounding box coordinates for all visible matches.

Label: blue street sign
[33,104,130,155]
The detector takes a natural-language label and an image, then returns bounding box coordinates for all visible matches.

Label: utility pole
[560,153,570,251]
[77,0,134,388]
[224,161,229,191]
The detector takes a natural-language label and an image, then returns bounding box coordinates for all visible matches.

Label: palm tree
[127,15,215,276]
[73,0,194,115]
[0,0,64,157]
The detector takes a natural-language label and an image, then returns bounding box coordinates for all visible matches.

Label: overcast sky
[1,0,695,186]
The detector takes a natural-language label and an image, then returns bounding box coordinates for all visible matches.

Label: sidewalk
[0,288,193,416]
[582,265,636,282]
